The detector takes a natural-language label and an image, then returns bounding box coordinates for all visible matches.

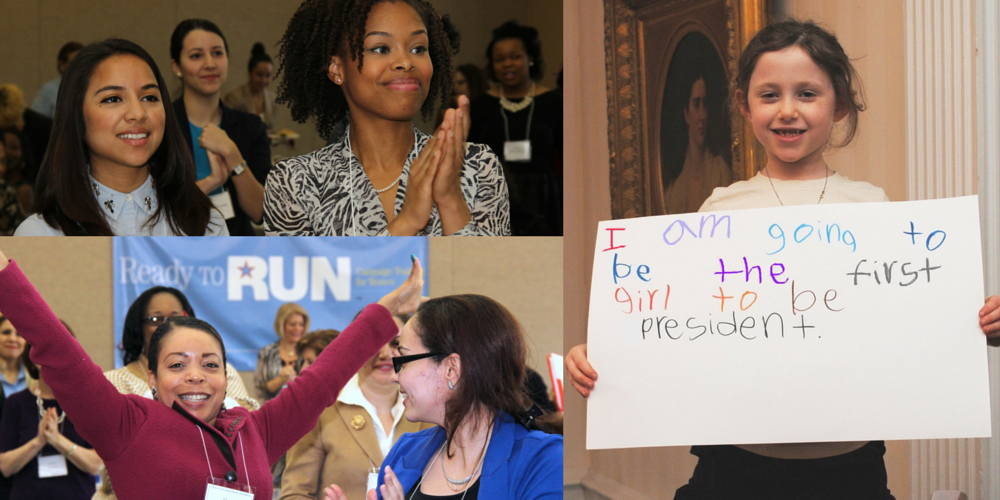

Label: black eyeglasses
[143,312,188,327]
[392,352,444,373]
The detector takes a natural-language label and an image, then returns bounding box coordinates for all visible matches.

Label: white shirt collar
[338,373,406,457]
[88,172,158,221]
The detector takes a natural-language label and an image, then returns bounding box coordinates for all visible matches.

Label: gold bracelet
[64,444,77,459]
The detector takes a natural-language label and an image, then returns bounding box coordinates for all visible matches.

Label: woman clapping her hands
[265,0,510,236]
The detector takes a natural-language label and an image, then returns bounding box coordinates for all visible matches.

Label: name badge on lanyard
[367,471,379,494]
[205,478,254,500]
[210,189,236,220]
[503,140,532,163]
[38,454,68,478]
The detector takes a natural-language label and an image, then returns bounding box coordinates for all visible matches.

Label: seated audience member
[15,39,227,236]
[0,141,26,236]
[323,295,562,500]
[0,85,51,185]
[0,250,425,499]
[31,42,84,119]
[171,19,271,236]
[224,43,276,132]
[281,316,434,500]
[94,285,260,500]
[0,323,102,500]
[1,130,34,216]
[266,0,509,236]
[468,21,563,236]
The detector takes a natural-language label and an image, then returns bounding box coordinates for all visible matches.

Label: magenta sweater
[0,260,399,500]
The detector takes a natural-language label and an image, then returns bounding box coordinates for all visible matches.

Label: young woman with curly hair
[266,0,510,236]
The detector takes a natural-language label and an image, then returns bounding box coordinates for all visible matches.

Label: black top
[468,91,563,236]
[0,390,94,500]
[406,478,480,500]
[173,99,272,236]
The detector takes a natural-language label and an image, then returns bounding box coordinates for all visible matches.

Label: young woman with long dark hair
[14,39,226,236]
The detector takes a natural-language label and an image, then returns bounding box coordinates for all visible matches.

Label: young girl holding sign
[567,20,1000,499]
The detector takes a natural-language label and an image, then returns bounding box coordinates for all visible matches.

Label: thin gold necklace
[764,166,830,206]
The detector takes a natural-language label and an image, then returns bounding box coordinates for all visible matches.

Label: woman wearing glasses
[324,295,562,500]
[95,286,258,500]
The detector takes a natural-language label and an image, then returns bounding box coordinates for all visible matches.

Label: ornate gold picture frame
[605,0,768,219]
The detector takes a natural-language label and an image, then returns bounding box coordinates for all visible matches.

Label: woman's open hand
[432,107,472,234]
[198,123,240,165]
[34,408,49,446]
[377,257,426,316]
[387,135,444,236]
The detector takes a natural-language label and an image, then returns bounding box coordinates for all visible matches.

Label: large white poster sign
[586,196,991,450]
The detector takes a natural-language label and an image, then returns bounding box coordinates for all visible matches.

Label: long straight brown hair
[34,38,216,236]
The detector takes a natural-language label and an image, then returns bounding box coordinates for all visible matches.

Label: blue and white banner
[112,237,429,371]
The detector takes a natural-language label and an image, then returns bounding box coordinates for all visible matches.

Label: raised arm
[251,257,426,463]
[0,255,146,461]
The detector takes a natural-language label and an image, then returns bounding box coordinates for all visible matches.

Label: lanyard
[197,425,249,486]
[500,84,537,143]
[407,426,491,500]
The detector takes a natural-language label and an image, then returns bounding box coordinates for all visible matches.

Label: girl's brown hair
[736,20,866,148]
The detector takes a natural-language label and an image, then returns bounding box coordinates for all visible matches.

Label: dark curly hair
[276,0,453,139]
[485,20,544,82]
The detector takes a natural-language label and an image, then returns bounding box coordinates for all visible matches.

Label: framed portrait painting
[605,0,768,218]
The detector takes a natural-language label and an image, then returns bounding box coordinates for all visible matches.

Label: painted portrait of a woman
[660,30,732,214]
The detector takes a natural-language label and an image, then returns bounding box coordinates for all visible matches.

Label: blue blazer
[378,412,562,499]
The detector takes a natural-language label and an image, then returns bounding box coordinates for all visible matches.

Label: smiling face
[283,313,306,344]
[251,61,273,93]
[491,38,531,90]
[0,319,25,365]
[142,292,187,356]
[392,317,450,425]
[741,46,846,176]
[683,78,707,149]
[172,29,228,97]
[332,0,432,122]
[82,55,165,174]
[148,327,227,425]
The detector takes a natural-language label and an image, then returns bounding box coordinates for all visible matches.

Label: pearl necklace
[499,83,535,113]
[373,171,404,194]
[764,166,830,206]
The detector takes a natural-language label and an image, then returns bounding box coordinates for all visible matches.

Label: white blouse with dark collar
[263,125,510,236]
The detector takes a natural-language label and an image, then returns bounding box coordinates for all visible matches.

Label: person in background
[0,141,26,236]
[255,303,309,497]
[15,39,227,236]
[281,315,434,500]
[0,322,102,500]
[0,130,34,218]
[171,19,270,236]
[468,21,563,236]
[224,43,276,133]
[0,85,50,186]
[454,64,488,100]
[0,318,26,401]
[31,42,84,119]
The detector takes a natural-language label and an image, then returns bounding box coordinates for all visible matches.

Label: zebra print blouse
[263,125,510,236]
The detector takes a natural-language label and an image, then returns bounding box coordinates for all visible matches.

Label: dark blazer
[173,98,271,236]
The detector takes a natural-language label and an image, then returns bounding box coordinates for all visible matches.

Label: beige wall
[565,0,911,496]
[0,0,562,156]
[0,237,560,402]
